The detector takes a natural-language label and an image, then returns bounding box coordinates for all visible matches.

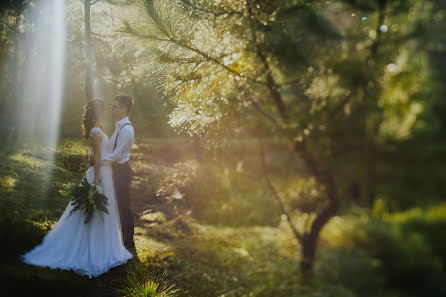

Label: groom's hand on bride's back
[89,155,95,166]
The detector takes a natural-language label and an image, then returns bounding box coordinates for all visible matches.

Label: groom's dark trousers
[112,161,135,248]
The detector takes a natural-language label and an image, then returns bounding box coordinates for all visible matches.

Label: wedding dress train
[20,126,133,278]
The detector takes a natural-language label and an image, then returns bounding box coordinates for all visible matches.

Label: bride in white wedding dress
[20,98,133,278]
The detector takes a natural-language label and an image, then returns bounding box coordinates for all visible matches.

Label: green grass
[1,137,446,297]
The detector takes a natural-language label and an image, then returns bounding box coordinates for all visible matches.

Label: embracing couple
[20,94,137,278]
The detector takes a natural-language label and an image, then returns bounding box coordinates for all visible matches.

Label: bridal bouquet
[65,177,109,224]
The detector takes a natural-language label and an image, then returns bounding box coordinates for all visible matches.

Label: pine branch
[141,0,172,38]
[122,22,266,86]
[155,48,206,64]
[178,0,243,17]
[171,72,212,84]
[116,20,170,42]
[125,1,272,87]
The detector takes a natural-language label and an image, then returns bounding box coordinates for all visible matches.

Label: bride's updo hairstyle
[82,98,105,139]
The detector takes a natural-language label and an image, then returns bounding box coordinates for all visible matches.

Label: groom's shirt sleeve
[102,126,134,165]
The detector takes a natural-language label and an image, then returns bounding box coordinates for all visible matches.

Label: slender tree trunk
[9,8,22,139]
[294,140,340,283]
[248,5,341,278]
[13,9,20,69]
[367,148,377,208]
[300,233,317,281]
[84,0,93,101]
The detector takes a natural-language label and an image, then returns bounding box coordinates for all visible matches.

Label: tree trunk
[300,233,317,282]
[367,145,377,208]
[247,1,339,282]
[84,0,93,101]
[13,8,20,69]
[294,140,340,283]
[9,8,22,139]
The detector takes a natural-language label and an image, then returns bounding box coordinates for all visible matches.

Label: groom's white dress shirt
[102,116,134,165]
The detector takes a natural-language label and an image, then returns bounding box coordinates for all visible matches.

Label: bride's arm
[91,132,103,186]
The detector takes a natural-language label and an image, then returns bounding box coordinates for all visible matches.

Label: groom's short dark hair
[113,94,134,114]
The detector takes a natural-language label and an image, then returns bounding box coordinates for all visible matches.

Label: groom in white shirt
[90,94,136,250]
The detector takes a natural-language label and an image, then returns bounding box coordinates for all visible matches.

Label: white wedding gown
[20,126,133,278]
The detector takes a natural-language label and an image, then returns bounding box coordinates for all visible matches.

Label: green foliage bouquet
[65,177,109,224]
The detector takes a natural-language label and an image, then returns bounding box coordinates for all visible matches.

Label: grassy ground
[1,137,445,297]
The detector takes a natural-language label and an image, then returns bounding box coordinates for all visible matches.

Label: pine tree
[119,0,429,281]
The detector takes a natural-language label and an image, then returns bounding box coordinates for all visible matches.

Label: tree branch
[1,20,14,30]
[278,77,302,87]
[259,139,303,242]
[247,97,280,126]
[168,37,265,85]
[124,26,266,85]
[292,138,339,239]
[178,0,242,17]
[246,1,289,121]
[115,21,171,42]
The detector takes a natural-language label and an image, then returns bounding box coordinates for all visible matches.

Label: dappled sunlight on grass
[140,211,167,225]
[135,226,176,263]
[55,139,90,155]
[0,142,89,224]
[2,137,446,297]
[9,150,47,168]
[0,175,17,193]
[31,218,57,233]
[132,214,307,296]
